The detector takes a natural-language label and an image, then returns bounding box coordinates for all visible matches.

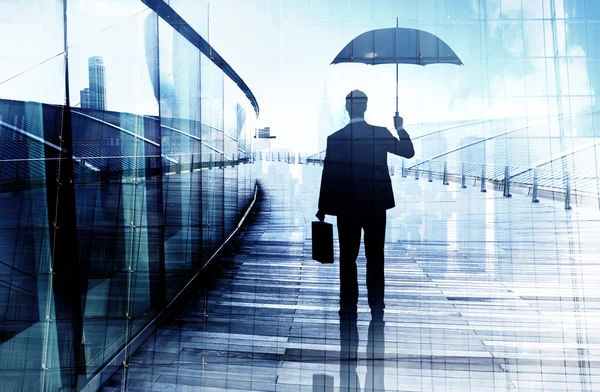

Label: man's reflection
[339,312,360,390]
[365,313,385,391]
[337,313,386,391]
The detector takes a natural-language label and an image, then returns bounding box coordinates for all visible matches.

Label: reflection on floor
[105,162,600,391]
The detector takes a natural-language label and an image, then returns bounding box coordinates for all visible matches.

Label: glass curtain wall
[419,0,599,200]
[0,1,68,391]
[0,0,256,390]
[317,0,600,206]
[201,56,225,259]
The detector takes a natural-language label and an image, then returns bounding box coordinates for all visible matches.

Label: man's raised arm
[389,115,415,159]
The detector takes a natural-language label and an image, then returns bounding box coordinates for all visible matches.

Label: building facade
[0,1,258,391]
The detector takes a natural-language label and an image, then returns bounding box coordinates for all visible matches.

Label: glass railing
[0,0,258,389]
[300,112,600,210]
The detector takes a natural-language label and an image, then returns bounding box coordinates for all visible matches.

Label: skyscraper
[79,87,91,109]
[87,56,105,110]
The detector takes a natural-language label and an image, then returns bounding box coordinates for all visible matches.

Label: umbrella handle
[394,112,402,129]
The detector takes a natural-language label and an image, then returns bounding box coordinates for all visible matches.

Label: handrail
[141,0,259,117]
[159,124,201,142]
[160,124,226,156]
[409,111,595,169]
[72,111,160,147]
[142,116,232,158]
[0,117,100,171]
[305,119,489,160]
[510,138,600,179]
[411,118,488,141]
[0,118,67,153]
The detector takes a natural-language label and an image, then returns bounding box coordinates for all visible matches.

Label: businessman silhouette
[316,90,414,314]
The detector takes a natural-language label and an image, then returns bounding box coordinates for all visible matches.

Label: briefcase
[312,221,334,263]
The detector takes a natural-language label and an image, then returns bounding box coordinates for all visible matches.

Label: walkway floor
[105,162,600,391]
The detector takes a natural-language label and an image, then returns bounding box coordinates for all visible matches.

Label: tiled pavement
[104,162,600,391]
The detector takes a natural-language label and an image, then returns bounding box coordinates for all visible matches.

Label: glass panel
[566,21,588,51]
[67,1,158,116]
[586,0,600,18]
[0,1,65,105]
[167,0,209,38]
[504,59,526,96]
[501,0,522,19]
[567,57,591,95]
[158,18,202,299]
[224,77,238,235]
[487,0,502,19]
[0,0,65,390]
[66,0,162,384]
[586,23,600,57]
[522,0,544,18]
[201,55,224,260]
[502,21,524,57]
[563,0,586,18]
[523,21,546,57]
[486,21,503,58]
[525,59,549,96]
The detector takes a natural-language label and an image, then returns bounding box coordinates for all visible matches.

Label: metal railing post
[443,161,449,185]
[480,164,486,192]
[428,161,433,182]
[232,153,235,167]
[565,171,572,210]
[80,160,87,183]
[532,168,539,203]
[461,163,467,188]
[503,166,512,197]
[414,160,419,180]
[401,159,407,178]
[209,153,213,169]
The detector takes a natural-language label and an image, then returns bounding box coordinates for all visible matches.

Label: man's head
[345,90,368,119]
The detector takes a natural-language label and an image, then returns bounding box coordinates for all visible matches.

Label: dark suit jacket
[318,120,414,216]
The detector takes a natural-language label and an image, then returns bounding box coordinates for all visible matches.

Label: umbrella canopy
[331,27,463,66]
[331,24,462,126]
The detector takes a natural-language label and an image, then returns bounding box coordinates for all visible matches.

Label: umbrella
[331,18,463,128]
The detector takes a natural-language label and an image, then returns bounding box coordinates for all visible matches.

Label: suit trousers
[336,210,386,310]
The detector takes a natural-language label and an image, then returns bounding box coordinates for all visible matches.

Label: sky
[0,0,595,153]
[208,0,594,152]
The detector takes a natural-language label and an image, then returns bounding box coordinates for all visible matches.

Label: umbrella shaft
[395,63,399,113]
